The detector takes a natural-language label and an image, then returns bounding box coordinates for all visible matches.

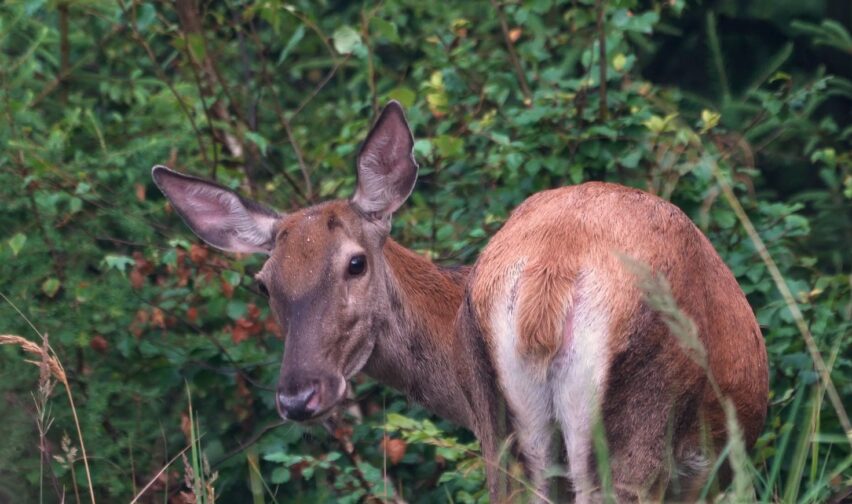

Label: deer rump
[465,182,768,502]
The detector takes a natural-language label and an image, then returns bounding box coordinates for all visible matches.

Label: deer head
[152,102,418,421]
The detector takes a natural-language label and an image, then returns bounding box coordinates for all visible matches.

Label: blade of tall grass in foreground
[761,382,807,501]
[183,382,217,503]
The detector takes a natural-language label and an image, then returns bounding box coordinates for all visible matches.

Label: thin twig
[289,56,348,120]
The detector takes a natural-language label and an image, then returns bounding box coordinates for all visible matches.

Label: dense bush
[1,0,849,502]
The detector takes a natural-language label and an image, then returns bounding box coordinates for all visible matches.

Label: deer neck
[362,238,475,428]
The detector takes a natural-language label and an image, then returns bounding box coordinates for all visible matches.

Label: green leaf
[700,109,721,133]
[271,466,291,484]
[222,270,242,287]
[69,196,83,214]
[371,18,400,43]
[333,26,363,55]
[387,86,416,108]
[491,132,511,146]
[186,34,206,61]
[227,300,247,320]
[434,135,463,158]
[8,233,26,256]
[277,25,305,66]
[103,254,135,273]
[41,278,61,298]
[612,53,627,71]
[245,131,269,156]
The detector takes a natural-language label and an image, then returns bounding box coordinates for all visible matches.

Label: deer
[152,101,769,502]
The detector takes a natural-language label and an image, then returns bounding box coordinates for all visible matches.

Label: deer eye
[347,254,367,276]
[256,279,269,297]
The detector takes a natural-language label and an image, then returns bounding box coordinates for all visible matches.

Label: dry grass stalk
[1,334,67,384]
[1,333,95,503]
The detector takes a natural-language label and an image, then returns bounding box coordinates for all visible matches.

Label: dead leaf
[381,436,407,465]
[90,335,108,354]
[135,183,146,202]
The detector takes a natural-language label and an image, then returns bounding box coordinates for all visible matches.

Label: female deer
[152,101,768,502]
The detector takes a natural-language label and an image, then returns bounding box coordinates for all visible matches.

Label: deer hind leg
[596,304,708,502]
[490,273,555,500]
[501,361,554,501]
[550,277,612,503]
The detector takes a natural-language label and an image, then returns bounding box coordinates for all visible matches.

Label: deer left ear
[351,101,418,218]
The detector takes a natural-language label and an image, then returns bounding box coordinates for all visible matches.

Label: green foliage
[0,0,849,502]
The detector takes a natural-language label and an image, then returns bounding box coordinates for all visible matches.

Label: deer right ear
[351,101,419,219]
[151,166,280,254]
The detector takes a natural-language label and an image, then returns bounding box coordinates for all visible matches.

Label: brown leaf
[189,243,208,264]
[290,460,310,480]
[130,268,145,290]
[151,308,166,329]
[230,322,250,344]
[265,316,284,339]
[508,28,522,42]
[90,335,108,354]
[180,412,192,443]
[133,252,154,275]
[220,279,234,299]
[173,490,196,504]
[380,436,407,465]
[135,183,146,202]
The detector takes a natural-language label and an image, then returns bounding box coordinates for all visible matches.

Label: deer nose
[276,384,320,421]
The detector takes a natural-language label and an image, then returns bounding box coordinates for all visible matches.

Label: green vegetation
[1,0,849,501]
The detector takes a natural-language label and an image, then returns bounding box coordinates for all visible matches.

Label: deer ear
[151,166,280,254]
[351,101,418,218]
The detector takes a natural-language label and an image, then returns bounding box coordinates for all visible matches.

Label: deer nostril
[276,384,319,421]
